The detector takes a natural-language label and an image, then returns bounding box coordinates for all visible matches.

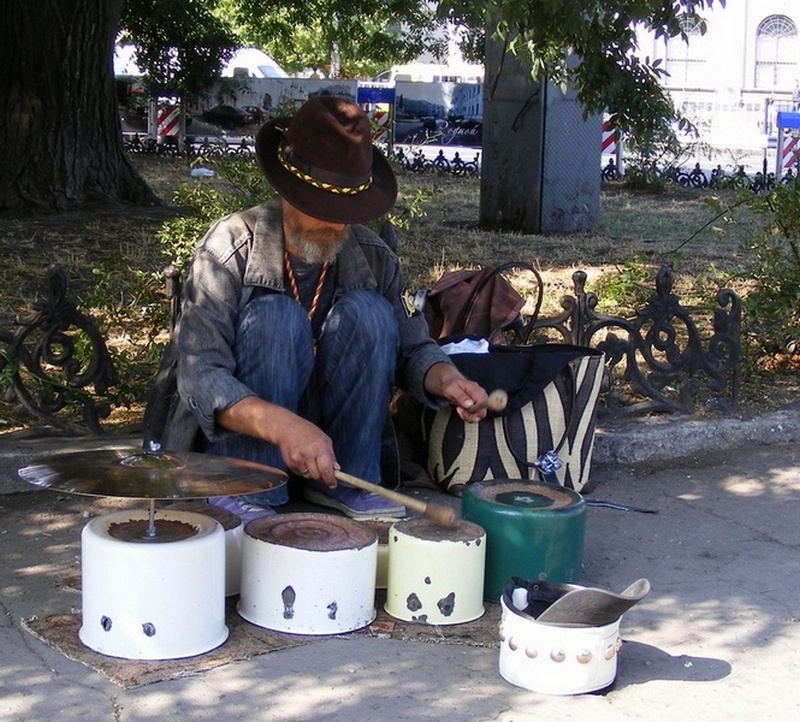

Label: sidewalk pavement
[1,408,799,721]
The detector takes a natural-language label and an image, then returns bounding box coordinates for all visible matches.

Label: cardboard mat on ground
[23,594,502,690]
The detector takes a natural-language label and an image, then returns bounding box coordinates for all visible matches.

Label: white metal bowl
[166,501,243,596]
[79,509,227,660]
[499,592,621,695]
[238,513,378,635]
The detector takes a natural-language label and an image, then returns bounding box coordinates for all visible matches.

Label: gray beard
[286,234,346,264]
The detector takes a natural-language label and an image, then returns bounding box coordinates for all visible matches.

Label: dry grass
[0,155,795,433]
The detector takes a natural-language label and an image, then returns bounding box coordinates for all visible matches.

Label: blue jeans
[206,290,400,506]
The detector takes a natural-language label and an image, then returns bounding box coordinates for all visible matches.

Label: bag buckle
[534,450,562,485]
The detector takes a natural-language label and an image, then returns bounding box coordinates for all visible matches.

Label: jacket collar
[243,198,377,294]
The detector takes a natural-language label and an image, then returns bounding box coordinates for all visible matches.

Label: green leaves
[235,0,446,77]
[120,0,239,96]
[440,0,724,141]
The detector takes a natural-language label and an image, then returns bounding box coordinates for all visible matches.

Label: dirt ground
[0,155,798,434]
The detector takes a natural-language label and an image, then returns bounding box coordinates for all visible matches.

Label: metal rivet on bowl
[550,649,566,662]
[508,637,519,651]
[577,650,593,664]
[525,647,538,659]
[615,638,623,652]
[604,644,616,660]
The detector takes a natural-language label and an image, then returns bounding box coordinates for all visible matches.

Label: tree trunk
[0,0,159,214]
[480,34,601,234]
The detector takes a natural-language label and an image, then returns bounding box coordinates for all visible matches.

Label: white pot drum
[79,509,228,660]
[166,502,243,597]
[384,517,486,625]
[499,594,622,695]
[238,513,378,635]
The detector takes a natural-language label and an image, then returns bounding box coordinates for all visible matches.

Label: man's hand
[216,396,338,488]
[423,361,489,423]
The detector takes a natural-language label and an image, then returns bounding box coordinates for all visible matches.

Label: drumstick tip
[424,502,458,527]
[487,389,508,412]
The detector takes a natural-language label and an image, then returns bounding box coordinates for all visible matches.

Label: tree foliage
[119,0,239,97]
[232,0,447,77]
[119,0,448,85]
[440,0,725,140]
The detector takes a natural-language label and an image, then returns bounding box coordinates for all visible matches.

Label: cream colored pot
[384,517,486,625]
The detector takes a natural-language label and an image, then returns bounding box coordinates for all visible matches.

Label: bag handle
[453,261,544,344]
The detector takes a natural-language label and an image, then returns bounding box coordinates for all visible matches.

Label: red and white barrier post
[601,117,624,176]
[775,111,800,176]
[147,92,184,152]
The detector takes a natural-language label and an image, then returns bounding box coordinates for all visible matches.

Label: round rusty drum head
[391,517,484,543]
[246,512,377,551]
[466,480,582,510]
[107,518,199,543]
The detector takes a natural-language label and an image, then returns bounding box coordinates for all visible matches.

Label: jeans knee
[327,290,398,349]
[234,294,314,380]
[238,294,308,337]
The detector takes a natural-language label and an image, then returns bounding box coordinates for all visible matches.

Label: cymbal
[18,448,287,500]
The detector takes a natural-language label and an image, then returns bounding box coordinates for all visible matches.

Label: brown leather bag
[422,261,543,345]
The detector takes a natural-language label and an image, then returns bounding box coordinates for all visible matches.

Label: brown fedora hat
[256,95,397,224]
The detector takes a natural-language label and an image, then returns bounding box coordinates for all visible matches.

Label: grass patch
[0,155,795,431]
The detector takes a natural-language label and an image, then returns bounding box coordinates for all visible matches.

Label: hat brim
[256,117,398,224]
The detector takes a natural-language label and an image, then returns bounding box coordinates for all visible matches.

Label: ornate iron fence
[0,266,118,433]
[525,266,741,415]
[0,263,740,432]
[602,157,800,192]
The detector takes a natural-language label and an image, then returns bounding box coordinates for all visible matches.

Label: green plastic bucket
[461,480,586,602]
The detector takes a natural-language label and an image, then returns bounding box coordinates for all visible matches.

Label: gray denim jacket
[169,198,450,443]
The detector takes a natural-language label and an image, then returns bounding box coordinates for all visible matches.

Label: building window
[755,15,799,89]
[665,16,707,86]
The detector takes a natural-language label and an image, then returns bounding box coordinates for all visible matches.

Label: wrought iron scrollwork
[531,265,741,415]
[0,265,119,433]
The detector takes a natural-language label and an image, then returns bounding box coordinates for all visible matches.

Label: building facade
[637,0,800,142]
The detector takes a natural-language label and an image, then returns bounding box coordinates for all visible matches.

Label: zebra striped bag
[425,344,605,495]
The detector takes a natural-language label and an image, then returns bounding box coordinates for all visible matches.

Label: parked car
[241,105,271,123]
[202,104,253,129]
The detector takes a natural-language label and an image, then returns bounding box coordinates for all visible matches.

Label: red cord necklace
[284,250,330,322]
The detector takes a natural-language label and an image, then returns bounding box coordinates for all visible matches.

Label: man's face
[282,201,349,263]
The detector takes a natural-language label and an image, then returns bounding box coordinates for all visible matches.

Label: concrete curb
[593,405,800,465]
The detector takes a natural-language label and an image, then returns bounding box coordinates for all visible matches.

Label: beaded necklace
[283,250,330,322]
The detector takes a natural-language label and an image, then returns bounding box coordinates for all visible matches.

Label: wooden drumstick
[334,470,457,527]
[468,389,508,414]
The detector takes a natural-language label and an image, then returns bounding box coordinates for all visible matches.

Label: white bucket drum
[79,509,227,660]
[239,513,378,635]
[498,581,622,695]
[166,501,243,596]
[384,517,486,625]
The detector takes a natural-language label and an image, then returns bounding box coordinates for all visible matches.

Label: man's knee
[328,290,398,346]
[237,294,308,334]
